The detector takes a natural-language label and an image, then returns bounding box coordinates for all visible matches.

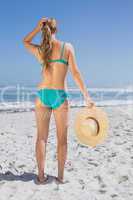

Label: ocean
[0,85,133,112]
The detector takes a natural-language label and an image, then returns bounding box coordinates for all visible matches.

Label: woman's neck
[51,34,58,42]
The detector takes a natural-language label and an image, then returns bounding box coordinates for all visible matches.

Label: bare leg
[53,99,69,182]
[34,98,52,181]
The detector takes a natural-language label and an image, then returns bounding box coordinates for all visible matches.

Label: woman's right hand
[36,17,48,31]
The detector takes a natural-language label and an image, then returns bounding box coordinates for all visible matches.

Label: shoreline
[0,103,133,113]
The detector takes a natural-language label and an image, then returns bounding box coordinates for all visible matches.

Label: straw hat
[74,106,109,147]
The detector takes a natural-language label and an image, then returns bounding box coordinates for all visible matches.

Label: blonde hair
[39,18,57,69]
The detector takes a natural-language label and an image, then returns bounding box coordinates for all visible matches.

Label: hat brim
[74,106,109,147]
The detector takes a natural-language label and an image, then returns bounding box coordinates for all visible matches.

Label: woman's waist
[37,81,68,91]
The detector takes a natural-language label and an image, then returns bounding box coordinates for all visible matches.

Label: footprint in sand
[111,194,118,198]
[94,175,107,189]
[118,175,128,184]
[78,179,85,190]
[98,189,107,194]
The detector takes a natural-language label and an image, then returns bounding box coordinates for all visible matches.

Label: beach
[0,105,133,200]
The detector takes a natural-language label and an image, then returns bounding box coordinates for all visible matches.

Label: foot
[54,176,69,184]
[35,175,49,185]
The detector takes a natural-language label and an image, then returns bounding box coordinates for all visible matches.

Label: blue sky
[0,0,132,87]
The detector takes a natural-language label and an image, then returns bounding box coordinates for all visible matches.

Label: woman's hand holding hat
[84,96,95,109]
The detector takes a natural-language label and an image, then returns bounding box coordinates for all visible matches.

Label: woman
[23,17,95,184]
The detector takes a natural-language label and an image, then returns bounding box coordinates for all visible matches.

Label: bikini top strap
[60,42,65,59]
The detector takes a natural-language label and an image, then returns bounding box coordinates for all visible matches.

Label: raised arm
[23,17,47,58]
[23,25,40,55]
[67,43,95,108]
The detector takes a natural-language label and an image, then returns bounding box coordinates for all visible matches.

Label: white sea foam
[68,87,133,92]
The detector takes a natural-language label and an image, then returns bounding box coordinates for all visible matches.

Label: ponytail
[39,18,57,69]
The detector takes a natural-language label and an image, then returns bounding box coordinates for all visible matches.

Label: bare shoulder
[65,42,75,54]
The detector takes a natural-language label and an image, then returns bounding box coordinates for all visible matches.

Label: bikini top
[38,42,68,67]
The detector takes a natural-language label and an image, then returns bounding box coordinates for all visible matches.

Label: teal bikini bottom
[37,88,69,109]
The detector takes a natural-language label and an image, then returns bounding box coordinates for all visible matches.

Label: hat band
[85,117,100,135]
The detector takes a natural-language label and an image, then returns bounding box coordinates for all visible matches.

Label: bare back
[37,40,69,90]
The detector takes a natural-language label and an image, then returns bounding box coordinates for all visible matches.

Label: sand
[0,105,133,200]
